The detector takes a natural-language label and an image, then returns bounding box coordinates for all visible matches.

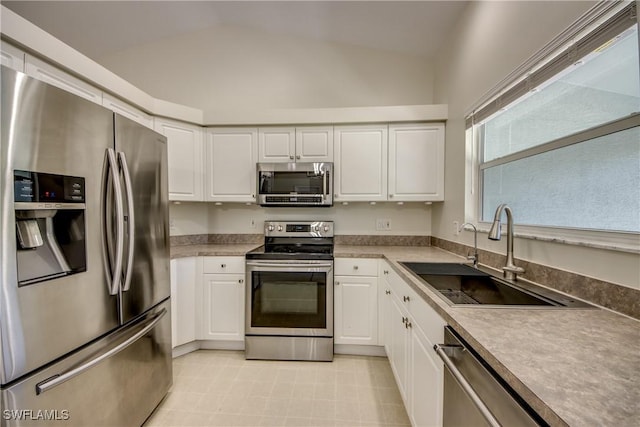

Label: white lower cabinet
[334,258,379,346]
[198,257,245,341]
[380,261,445,427]
[170,257,198,348]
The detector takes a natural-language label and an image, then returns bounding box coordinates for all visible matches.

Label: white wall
[170,203,431,236]
[98,25,434,112]
[432,0,640,290]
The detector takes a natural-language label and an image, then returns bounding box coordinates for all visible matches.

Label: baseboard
[199,340,245,351]
[172,341,200,358]
[174,341,386,358]
[334,344,387,357]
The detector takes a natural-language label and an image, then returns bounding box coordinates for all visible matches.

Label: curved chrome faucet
[488,204,525,280]
[459,222,478,267]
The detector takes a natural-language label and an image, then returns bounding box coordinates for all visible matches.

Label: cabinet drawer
[335,258,379,276]
[202,256,245,274]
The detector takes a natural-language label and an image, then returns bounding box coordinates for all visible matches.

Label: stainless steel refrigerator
[0,67,172,426]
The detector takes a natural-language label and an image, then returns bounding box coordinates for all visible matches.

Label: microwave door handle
[118,152,135,292]
[101,148,124,296]
[322,170,327,198]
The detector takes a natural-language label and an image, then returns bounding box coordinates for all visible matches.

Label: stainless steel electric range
[245,220,334,361]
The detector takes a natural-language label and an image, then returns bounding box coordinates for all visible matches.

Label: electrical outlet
[453,221,459,236]
[376,219,391,231]
[249,218,256,229]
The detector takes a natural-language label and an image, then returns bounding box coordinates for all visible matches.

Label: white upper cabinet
[258,126,333,163]
[295,126,334,162]
[154,118,204,202]
[389,123,445,202]
[205,128,258,203]
[334,125,388,202]
[24,55,102,105]
[1,42,25,72]
[258,127,296,162]
[103,93,153,129]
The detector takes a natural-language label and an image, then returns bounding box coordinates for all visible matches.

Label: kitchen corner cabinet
[205,128,258,203]
[154,118,204,201]
[199,257,245,341]
[334,258,378,345]
[170,257,198,348]
[258,126,333,163]
[1,42,25,72]
[24,55,102,105]
[388,123,445,202]
[380,262,445,427]
[334,125,388,202]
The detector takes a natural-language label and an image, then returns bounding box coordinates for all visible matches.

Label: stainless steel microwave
[257,162,333,207]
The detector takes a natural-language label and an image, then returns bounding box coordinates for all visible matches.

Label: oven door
[245,260,333,337]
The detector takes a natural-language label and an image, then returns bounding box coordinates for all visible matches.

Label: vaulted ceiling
[3,1,469,60]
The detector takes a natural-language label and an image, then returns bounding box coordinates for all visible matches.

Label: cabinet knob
[389,194,394,198]
[353,265,359,270]
[335,282,340,286]
[289,155,294,160]
[403,295,411,302]
[221,264,226,268]
[401,316,408,324]
[405,321,412,329]
[238,279,244,284]
[296,155,301,159]
[385,289,391,295]
[383,270,389,275]
[252,194,255,198]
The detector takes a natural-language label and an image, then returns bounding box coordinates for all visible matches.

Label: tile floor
[144,350,410,427]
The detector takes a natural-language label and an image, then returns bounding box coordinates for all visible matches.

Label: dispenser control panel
[14,170,85,204]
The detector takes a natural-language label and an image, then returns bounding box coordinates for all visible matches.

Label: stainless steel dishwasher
[434,327,547,427]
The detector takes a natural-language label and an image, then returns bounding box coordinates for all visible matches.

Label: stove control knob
[277,225,283,231]
[323,225,330,232]
[267,225,275,231]
[314,225,320,232]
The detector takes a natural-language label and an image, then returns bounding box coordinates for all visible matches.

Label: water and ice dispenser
[14,170,87,285]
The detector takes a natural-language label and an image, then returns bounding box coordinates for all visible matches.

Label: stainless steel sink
[400,262,591,308]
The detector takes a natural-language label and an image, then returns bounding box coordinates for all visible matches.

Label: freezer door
[0,68,119,384]
[1,300,172,427]
[114,115,170,323]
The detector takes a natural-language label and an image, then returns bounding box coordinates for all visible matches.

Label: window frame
[464,2,640,253]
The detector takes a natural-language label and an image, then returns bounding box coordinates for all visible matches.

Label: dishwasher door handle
[434,344,502,427]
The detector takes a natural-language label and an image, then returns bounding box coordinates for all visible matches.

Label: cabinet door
[389,123,445,201]
[1,42,25,72]
[389,296,409,402]
[296,126,334,162]
[334,125,388,201]
[334,275,378,345]
[155,118,204,201]
[171,257,197,347]
[205,128,258,202]
[201,273,245,341]
[24,55,102,104]
[103,93,153,129]
[258,127,295,163]
[409,324,443,427]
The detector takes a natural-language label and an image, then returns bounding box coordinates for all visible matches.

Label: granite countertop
[170,241,640,426]
[170,243,260,258]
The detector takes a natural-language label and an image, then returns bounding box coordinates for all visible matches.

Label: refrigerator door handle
[35,307,167,395]
[101,148,124,296]
[118,151,135,292]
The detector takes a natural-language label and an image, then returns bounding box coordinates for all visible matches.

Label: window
[467,3,640,245]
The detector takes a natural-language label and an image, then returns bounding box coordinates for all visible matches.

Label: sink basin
[399,262,590,308]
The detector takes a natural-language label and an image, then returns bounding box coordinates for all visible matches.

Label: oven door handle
[246,261,334,269]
